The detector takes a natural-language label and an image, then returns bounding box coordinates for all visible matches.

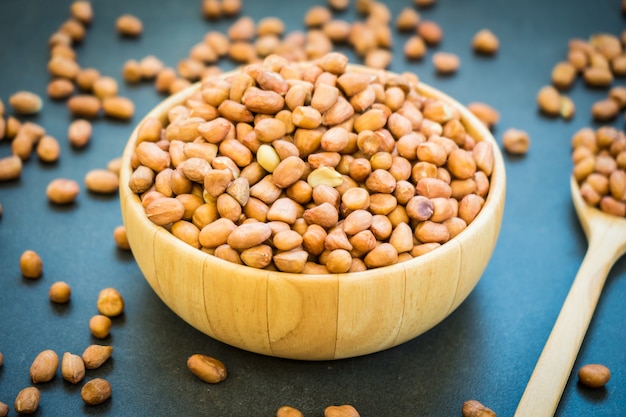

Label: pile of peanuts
[129,51,495,274]
[571,126,626,217]
[538,32,626,122]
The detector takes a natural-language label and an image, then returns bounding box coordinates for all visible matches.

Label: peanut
[0,155,22,181]
[85,169,119,194]
[0,401,7,417]
[113,225,131,250]
[404,36,427,60]
[591,98,619,121]
[472,29,499,55]
[418,20,443,45]
[9,91,43,115]
[97,288,125,317]
[47,178,80,204]
[70,1,93,25]
[14,387,40,414]
[30,349,59,383]
[187,354,227,383]
[551,61,576,90]
[89,315,112,339]
[277,405,304,417]
[324,404,361,417]
[36,135,61,163]
[49,281,72,303]
[461,399,497,417]
[68,118,93,148]
[116,14,143,37]
[47,78,74,99]
[20,250,43,279]
[81,378,112,405]
[536,85,561,116]
[578,364,611,388]
[67,94,101,118]
[82,345,114,369]
[103,96,135,120]
[502,128,530,155]
[61,352,85,384]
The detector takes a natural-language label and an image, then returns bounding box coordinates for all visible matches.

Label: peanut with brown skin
[61,352,85,384]
[113,225,131,250]
[49,281,72,303]
[0,155,22,181]
[578,363,611,388]
[462,399,497,417]
[502,128,530,155]
[472,29,499,55]
[324,404,361,417]
[116,14,143,37]
[30,349,59,383]
[47,178,80,204]
[9,91,43,115]
[97,288,125,317]
[89,314,112,339]
[20,250,43,279]
[276,405,304,417]
[81,378,112,405]
[0,401,8,417]
[14,387,40,414]
[187,354,228,383]
[82,345,114,369]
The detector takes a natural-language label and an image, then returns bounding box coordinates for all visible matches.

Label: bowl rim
[119,63,506,282]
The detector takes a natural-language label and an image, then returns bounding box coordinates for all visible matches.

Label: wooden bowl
[119,65,506,360]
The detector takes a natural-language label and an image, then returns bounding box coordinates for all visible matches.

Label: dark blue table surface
[1,0,625,416]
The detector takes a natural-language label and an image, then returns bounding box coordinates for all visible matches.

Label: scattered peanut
[89,314,112,338]
[36,135,61,163]
[324,404,361,417]
[85,169,119,194]
[467,102,500,129]
[0,155,23,181]
[0,401,7,417]
[97,287,125,317]
[20,250,43,279]
[276,405,304,417]
[82,345,114,369]
[61,352,85,384]
[81,378,112,405]
[30,349,59,383]
[47,78,75,99]
[432,52,460,74]
[14,387,40,414]
[116,14,143,37]
[187,354,228,384]
[578,363,611,388]
[536,85,561,116]
[502,128,530,155]
[472,29,499,55]
[46,178,80,204]
[462,399,497,417]
[113,225,131,250]
[49,281,72,303]
[8,91,43,115]
[68,118,92,148]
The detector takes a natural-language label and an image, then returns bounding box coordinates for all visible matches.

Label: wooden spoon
[514,176,626,417]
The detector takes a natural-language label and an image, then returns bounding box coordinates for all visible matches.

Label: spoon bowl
[515,176,626,417]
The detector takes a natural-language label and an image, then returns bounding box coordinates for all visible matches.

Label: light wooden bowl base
[120,65,506,360]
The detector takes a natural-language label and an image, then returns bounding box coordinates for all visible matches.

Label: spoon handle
[514,239,617,417]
